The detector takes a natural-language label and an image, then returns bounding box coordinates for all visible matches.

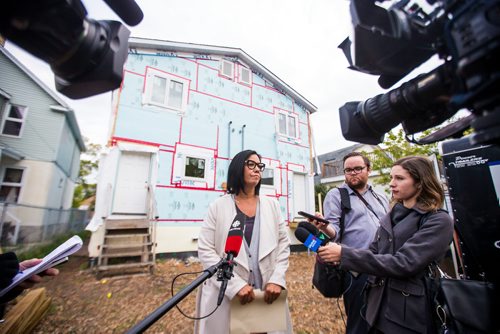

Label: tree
[72,139,101,209]
[367,128,439,187]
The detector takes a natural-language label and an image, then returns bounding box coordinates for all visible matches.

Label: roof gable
[128,37,317,114]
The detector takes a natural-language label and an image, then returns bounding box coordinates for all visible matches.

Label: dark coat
[340,206,454,334]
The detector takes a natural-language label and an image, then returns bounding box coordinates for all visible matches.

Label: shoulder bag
[312,187,350,298]
[421,212,497,333]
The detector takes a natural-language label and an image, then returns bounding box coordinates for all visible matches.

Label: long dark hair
[392,156,444,211]
[227,150,262,195]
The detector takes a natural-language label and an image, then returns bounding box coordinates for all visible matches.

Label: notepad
[230,289,288,334]
[0,235,83,298]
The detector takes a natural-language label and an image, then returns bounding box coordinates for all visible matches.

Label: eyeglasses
[245,160,266,171]
[344,166,366,174]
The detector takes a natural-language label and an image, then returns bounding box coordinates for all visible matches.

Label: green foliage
[314,183,330,213]
[72,138,101,208]
[367,128,439,186]
[16,230,91,261]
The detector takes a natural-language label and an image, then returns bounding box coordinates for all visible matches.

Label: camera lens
[339,65,454,144]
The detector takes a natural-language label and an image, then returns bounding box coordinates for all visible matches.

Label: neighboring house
[88,38,317,260]
[0,46,85,246]
[314,143,388,194]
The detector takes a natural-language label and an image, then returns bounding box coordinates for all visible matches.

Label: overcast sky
[5,0,414,154]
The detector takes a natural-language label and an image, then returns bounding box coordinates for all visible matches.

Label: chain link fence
[0,203,89,252]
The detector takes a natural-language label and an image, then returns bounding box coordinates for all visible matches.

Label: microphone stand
[126,257,232,334]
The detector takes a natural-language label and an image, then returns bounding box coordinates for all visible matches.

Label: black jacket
[340,205,454,333]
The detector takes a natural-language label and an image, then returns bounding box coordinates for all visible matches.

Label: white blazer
[194,194,292,334]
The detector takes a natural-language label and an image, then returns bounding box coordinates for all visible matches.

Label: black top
[236,205,255,245]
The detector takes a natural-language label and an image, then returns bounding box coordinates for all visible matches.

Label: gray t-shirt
[323,183,389,250]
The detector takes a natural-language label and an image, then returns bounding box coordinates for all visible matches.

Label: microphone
[224,214,244,257]
[294,222,330,252]
[298,221,330,244]
[217,212,245,305]
[103,0,144,26]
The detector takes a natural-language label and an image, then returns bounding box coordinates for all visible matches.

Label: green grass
[16,230,90,261]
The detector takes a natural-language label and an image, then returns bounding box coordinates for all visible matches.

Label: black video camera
[338,0,499,146]
[0,0,143,99]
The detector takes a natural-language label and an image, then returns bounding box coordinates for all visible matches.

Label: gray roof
[316,143,365,166]
[313,143,381,184]
[128,37,317,114]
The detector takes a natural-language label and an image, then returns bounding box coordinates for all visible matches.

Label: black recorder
[297,211,331,225]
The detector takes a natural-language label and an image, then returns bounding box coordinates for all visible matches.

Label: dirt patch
[25,252,346,333]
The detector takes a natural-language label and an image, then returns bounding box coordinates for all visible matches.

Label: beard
[347,177,368,191]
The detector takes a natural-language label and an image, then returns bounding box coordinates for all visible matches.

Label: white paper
[0,235,82,298]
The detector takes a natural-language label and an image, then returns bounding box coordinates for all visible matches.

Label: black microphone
[103,0,144,26]
[217,212,245,305]
[294,222,330,252]
[298,221,331,243]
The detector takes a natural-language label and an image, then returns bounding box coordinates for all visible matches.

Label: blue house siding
[0,46,85,246]
[0,54,63,162]
[83,39,316,255]
[56,122,79,177]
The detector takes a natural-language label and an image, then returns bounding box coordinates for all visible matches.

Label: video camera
[338,0,499,146]
[0,0,143,99]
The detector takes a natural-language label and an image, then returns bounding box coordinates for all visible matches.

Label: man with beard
[313,152,389,334]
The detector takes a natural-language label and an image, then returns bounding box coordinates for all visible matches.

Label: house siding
[0,47,85,246]
[56,121,80,177]
[0,54,65,161]
[89,41,316,254]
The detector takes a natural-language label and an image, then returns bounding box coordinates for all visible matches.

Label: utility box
[442,138,500,286]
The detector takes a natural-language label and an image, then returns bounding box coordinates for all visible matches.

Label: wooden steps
[96,216,155,278]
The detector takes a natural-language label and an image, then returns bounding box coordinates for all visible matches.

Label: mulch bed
[24,252,346,333]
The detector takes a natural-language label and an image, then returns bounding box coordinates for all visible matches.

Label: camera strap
[353,189,385,221]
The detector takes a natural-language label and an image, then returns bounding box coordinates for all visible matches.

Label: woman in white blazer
[194,150,292,334]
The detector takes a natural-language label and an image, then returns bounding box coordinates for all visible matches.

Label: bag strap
[352,189,385,221]
[418,209,453,279]
[338,187,351,243]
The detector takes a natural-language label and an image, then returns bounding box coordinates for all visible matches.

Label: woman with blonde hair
[315,156,453,334]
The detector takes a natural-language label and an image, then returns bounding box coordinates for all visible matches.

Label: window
[1,103,28,137]
[261,168,274,186]
[238,66,252,85]
[0,168,24,203]
[143,69,189,112]
[220,59,234,79]
[184,156,206,180]
[288,116,297,138]
[277,111,299,139]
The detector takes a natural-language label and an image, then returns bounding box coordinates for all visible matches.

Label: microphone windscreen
[294,227,327,252]
[225,235,243,256]
[224,212,245,256]
[102,0,144,26]
[298,221,320,235]
[294,226,311,244]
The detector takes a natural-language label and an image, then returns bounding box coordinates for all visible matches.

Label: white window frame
[1,103,28,138]
[237,66,252,86]
[219,59,234,79]
[276,110,299,139]
[182,155,208,182]
[260,167,275,189]
[143,68,189,112]
[0,167,25,203]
